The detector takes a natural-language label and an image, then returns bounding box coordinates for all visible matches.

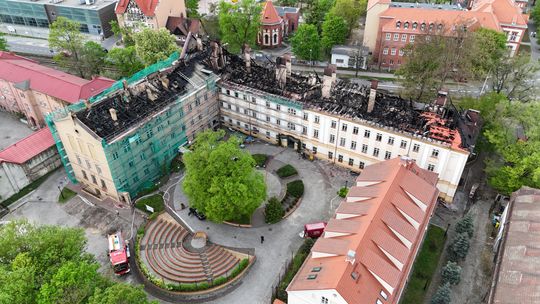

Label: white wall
[0,162,29,201]
[218,84,470,201]
[331,54,350,68]
[288,289,348,304]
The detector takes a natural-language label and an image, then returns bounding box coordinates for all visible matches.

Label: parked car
[189,207,206,220]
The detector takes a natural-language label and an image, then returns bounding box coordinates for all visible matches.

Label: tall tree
[133,28,178,66]
[110,20,135,47]
[48,17,86,78]
[431,283,452,304]
[329,0,365,35]
[89,284,157,304]
[106,46,144,78]
[290,24,320,61]
[0,32,8,51]
[80,41,107,77]
[470,28,507,78]
[186,0,200,17]
[321,13,348,54]
[491,54,539,101]
[217,0,262,53]
[182,130,266,222]
[304,0,334,33]
[441,261,462,286]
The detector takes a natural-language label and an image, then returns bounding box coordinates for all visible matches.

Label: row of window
[382,47,405,57]
[395,21,444,31]
[80,169,107,190]
[385,33,415,43]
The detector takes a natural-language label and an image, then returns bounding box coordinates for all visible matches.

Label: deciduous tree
[182,130,266,222]
[81,41,107,77]
[133,28,178,66]
[217,0,262,53]
[491,54,539,102]
[329,0,365,35]
[49,17,87,78]
[304,0,334,33]
[470,28,507,78]
[0,32,8,51]
[89,284,157,304]
[321,13,348,53]
[265,197,285,224]
[186,0,200,17]
[106,46,144,77]
[290,24,320,61]
[110,20,135,47]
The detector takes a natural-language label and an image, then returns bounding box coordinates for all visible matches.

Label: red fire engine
[108,231,130,275]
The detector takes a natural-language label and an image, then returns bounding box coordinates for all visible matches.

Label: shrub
[213,276,228,286]
[455,214,474,238]
[276,164,298,178]
[137,226,145,237]
[229,258,249,278]
[287,180,304,198]
[430,283,451,304]
[265,197,285,223]
[447,233,470,262]
[441,261,462,285]
[170,155,184,173]
[252,154,269,167]
[337,187,348,198]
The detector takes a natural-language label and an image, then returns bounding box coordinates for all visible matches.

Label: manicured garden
[135,193,165,219]
[401,224,446,304]
[252,154,269,167]
[276,164,298,178]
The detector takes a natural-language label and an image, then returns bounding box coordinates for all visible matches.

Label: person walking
[260,235,265,244]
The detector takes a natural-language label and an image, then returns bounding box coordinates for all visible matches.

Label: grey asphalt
[170,142,354,304]
[0,112,34,150]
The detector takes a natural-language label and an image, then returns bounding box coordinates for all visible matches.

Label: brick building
[0,52,114,129]
[364,0,528,70]
[257,1,299,48]
[115,0,186,31]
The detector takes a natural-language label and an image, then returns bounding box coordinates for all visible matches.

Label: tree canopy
[106,46,145,78]
[329,0,365,35]
[182,130,266,222]
[49,17,87,78]
[304,0,335,33]
[217,0,262,54]
[290,24,320,61]
[0,221,156,304]
[0,32,7,51]
[321,13,348,53]
[110,20,135,47]
[133,28,178,66]
[186,0,200,17]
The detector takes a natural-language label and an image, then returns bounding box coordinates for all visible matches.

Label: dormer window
[429,23,434,30]
[437,23,443,30]
[412,22,418,29]
[396,21,401,28]
[404,22,409,29]
[421,22,426,30]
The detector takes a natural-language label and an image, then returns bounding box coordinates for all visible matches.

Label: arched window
[412,22,417,29]
[421,22,426,30]
[437,23,443,30]
[264,35,269,45]
[273,33,278,44]
[396,21,401,28]
[404,22,409,29]
[429,23,434,30]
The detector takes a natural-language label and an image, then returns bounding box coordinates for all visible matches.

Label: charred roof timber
[75,44,214,141]
[203,43,481,151]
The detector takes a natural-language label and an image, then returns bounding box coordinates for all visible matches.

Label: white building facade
[218,82,469,202]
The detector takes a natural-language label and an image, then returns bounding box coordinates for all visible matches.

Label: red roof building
[0,127,61,201]
[287,157,439,304]
[0,52,113,128]
[258,1,299,48]
[364,0,528,70]
[115,0,186,31]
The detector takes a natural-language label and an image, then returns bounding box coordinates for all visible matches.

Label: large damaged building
[48,40,479,203]
[204,43,480,202]
[47,44,220,202]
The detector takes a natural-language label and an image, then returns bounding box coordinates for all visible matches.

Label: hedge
[276,164,298,178]
[286,180,304,198]
[252,154,269,167]
[265,197,285,224]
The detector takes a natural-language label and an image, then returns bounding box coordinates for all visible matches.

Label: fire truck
[108,231,130,275]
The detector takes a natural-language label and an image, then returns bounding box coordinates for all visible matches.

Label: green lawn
[58,187,77,203]
[401,224,446,304]
[135,193,164,214]
[252,154,269,167]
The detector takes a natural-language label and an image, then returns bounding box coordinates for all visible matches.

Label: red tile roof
[287,157,439,304]
[115,0,159,16]
[262,1,282,24]
[0,52,114,104]
[0,128,55,164]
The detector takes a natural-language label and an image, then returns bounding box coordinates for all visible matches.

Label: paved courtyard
[0,112,34,150]
[169,142,355,304]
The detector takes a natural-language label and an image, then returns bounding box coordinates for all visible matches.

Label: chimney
[321,64,336,98]
[146,88,157,101]
[196,36,203,51]
[367,80,378,113]
[160,74,170,89]
[275,56,287,89]
[243,44,251,73]
[109,108,117,121]
[122,79,128,90]
[283,53,292,76]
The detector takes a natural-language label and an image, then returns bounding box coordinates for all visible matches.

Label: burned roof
[76,49,213,141]
[204,47,480,151]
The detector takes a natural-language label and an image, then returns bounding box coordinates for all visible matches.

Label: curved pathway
[161,143,355,304]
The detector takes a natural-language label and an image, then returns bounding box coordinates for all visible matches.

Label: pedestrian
[260,235,264,244]
[115,210,119,217]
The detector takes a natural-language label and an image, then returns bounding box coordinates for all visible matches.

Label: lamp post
[309,48,312,66]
